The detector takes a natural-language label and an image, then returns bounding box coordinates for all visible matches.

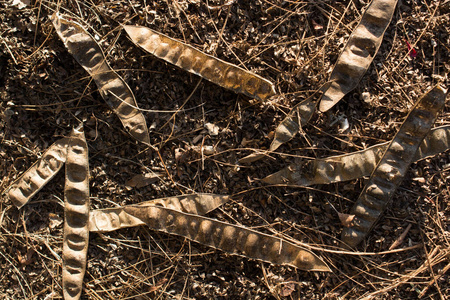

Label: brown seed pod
[319,0,398,112]
[262,125,450,186]
[63,127,90,300]
[7,138,68,209]
[123,25,276,102]
[239,82,332,164]
[342,85,447,248]
[50,13,150,146]
[89,193,230,232]
[123,205,330,272]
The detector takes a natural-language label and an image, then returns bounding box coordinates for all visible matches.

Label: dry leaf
[280,282,296,297]
[338,212,355,228]
[49,213,63,229]
[126,173,162,188]
[17,248,35,266]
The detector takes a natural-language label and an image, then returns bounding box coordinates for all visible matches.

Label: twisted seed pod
[319,0,398,112]
[50,13,150,145]
[123,205,330,271]
[124,25,276,102]
[89,193,230,232]
[262,125,450,186]
[342,85,447,248]
[63,127,90,300]
[7,138,68,208]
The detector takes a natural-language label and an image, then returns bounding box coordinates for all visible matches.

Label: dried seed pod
[239,83,331,164]
[342,85,447,248]
[263,125,450,186]
[7,138,68,208]
[123,205,330,271]
[89,193,230,232]
[63,127,90,300]
[319,0,398,112]
[124,25,276,101]
[50,13,150,145]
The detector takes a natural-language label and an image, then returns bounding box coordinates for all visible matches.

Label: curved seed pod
[263,125,450,186]
[239,96,317,164]
[123,205,330,271]
[50,13,150,146]
[7,138,68,209]
[239,83,332,164]
[124,25,276,102]
[319,0,398,112]
[342,85,447,248]
[89,193,230,232]
[63,127,90,300]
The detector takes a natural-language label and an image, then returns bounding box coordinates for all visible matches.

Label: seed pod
[319,0,398,112]
[89,193,230,232]
[239,83,332,164]
[7,138,68,209]
[63,127,90,300]
[123,205,330,271]
[50,13,150,146]
[123,25,276,102]
[263,125,450,186]
[342,85,447,248]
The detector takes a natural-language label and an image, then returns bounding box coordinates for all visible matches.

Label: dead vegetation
[1,0,449,299]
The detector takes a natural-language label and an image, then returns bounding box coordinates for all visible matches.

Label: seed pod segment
[342,85,447,248]
[89,193,230,232]
[7,138,68,209]
[263,125,450,186]
[50,13,150,146]
[63,127,90,300]
[319,0,398,112]
[123,205,331,271]
[123,25,276,102]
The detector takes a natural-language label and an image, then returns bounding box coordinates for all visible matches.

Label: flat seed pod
[7,138,68,209]
[342,85,447,248]
[63,127,90,300]
[89,193,230,232]
[262,125,450,186]
[123,25,276,102]
[50,13,150,145]
[239,83,332,164]
[123,205,330,272]
[319,0,398,112]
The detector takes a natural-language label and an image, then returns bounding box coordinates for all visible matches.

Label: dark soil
[0,0,449,299]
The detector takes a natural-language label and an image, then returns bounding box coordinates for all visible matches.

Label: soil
[0,0,449,299]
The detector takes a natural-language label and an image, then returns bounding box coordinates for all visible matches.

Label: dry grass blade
[123,25,276,102]
[63,126,90,300]
[7,138,68,208]
[263,125,450,186]
[50,13,150,146]
[342,85,447,248]
[319,0,398,112]
[124,205,331,272]
[89,193,230,232]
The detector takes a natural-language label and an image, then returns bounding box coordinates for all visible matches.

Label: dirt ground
[0,0,449,299]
